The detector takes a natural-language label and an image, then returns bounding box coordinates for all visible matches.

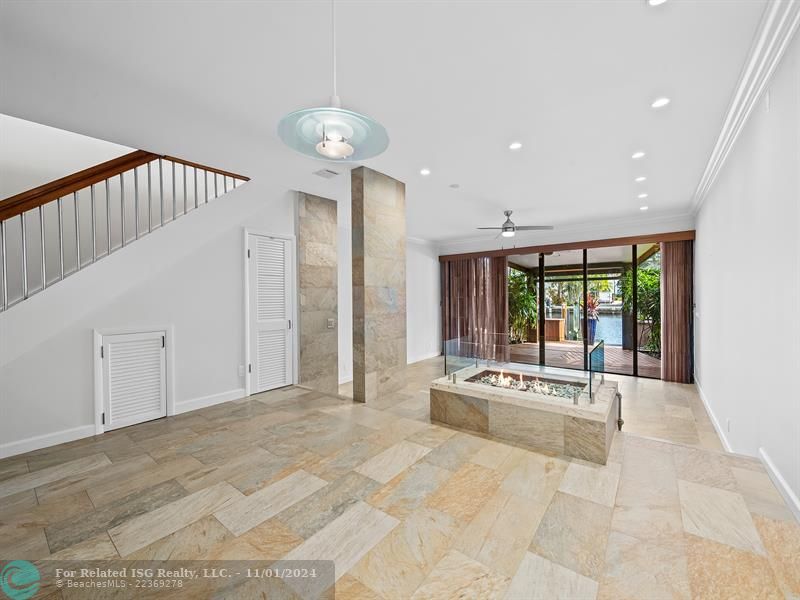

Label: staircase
[0,150,248,311]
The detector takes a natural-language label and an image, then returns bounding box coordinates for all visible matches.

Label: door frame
[92,325,175,435]
[243,228,298,396]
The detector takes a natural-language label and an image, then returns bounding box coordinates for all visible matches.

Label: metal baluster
[105,179,111,255]
[147,162,152,233]
[120,173,126,246]
[74,191,81,270]
[203,170,208,204]
[159,158,165,227]
[91,184,97,262]
[183,164,188,214]
[172,161,176,220]
[134,167,140,240]
[21,214,28,299]
[224,175,229,194]
[194,167,198,210]
[1,220,7,310]
[214,173,219,199]
[39,206,46,290]
[58,197,65,279]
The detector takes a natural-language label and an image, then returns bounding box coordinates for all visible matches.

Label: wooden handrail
[0,150,250,222]
[163,156,250,183]
[0,151,156,221]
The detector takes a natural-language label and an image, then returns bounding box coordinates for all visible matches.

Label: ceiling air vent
[313,168,340,179]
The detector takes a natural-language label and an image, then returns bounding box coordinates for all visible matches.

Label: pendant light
[277,0,389,161]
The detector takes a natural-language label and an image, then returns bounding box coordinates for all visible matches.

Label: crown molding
[691,0,800,213]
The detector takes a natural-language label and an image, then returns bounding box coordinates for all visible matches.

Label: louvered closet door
[248,234,293,393]
[102,331,166,430]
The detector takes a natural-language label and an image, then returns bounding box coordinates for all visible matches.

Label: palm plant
[508,270,537,343]
[622,267,661,354]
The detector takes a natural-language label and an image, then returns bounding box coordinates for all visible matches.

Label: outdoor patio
[510,341,662,379]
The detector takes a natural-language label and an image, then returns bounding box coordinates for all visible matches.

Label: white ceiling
[0,0,766,243]
[0,114,132,198]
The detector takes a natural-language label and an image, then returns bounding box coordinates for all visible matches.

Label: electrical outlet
[238,365,245,377]
[726,418,731,433]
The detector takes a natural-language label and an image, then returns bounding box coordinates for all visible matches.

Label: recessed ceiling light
[509,141,523,151]
[638,193,649,199]
[632,151,646,159]
[647,0,668,6]
[651,97,671,108]
[420,168,431,176]
[635,176,647,182]
[640,206,649,211]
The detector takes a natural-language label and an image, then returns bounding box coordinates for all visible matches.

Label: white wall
[0,113,132,198]
[407,239,442,363]
[0,179,294,455]
[694,35,800,509]
[0,172,443,455]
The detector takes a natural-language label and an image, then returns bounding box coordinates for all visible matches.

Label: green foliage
[545,280,583,306]
[508,270,537,343]
[588,278,612,296]
[622,267,661,354]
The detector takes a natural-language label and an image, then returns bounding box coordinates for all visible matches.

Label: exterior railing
[588,340,605,400]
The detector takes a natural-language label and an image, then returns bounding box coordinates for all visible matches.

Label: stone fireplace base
[430,367,620,464]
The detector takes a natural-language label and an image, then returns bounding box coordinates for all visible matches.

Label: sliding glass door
[636,243,662,378]
[506,243,663,379]
[543,250,585,370]
[587,246,633,376]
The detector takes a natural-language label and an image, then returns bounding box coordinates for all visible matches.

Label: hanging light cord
[331,0,338,101]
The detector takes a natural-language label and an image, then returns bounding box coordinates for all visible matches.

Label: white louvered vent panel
[257,329,287,390]
[256,237,286,321]
[104,332,166,430]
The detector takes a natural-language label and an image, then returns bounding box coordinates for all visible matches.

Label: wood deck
[509,341,662,379]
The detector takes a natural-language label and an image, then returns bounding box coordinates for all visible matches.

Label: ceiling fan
[477,210,554,238]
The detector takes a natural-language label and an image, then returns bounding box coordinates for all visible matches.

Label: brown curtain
[441,256,509,362]
[661,240,693,383]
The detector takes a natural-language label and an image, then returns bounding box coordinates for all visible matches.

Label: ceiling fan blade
[476,227,503,230]
[515,225,555,231]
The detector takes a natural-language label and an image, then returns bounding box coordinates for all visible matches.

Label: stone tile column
[351,167,407,403]
[296,192,338,394]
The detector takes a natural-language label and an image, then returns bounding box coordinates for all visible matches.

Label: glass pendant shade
[278,106,389,162]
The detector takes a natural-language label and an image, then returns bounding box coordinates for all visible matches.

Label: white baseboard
[0,424,96,460]
[694,379,733,453]
[758,447,800,523]
[174,388,245,414]
[408,350,443,365]
[0,388,246,459]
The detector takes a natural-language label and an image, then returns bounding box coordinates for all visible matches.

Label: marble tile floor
[0,358,797,599]
[373,356,725,453]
